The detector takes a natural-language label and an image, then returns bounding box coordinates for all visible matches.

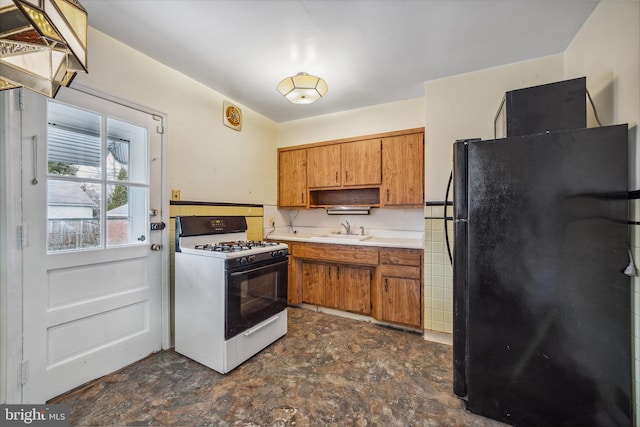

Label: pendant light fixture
[277,72,327,104]
[0,0,88,98]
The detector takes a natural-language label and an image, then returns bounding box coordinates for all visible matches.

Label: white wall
[564,0,640,423]
[264,205,424,235]
[564,0,639,183]
[277,97,425,148]
[424,54,564,200]
[75,29,279,205]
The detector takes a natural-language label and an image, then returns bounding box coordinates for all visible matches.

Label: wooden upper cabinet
[278,128,423,208]
[307,144,341,188]
[278,149,307,207]
[381,133,424,207]
[342,139,381,186]
[307,139,382,189]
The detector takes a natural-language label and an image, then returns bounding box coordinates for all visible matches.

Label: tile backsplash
[424,205,454,334]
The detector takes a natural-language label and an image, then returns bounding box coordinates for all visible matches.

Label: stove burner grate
[194,240,280,253]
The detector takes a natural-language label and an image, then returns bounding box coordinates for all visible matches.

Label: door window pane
[107,140,129,181]
[48,102,102,180]
[107,117,148,184]
[47,180,101,251]
[107,185,148,246]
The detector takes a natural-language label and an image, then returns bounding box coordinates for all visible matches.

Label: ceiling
[80,0,599,123]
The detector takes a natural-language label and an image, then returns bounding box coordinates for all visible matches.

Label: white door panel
[20,87,164,403]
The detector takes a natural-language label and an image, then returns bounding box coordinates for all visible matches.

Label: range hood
[325,206,371,215]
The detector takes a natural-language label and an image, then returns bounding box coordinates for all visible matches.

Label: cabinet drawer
[379,264,421,280]
[292,243,379,265]
[379,248,422,266]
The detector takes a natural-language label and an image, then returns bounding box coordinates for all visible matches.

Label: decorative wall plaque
[223,101,242,131]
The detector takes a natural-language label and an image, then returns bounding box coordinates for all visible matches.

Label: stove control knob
[247,255,255,264]
[272,250,283,257]
[240,257,248,265]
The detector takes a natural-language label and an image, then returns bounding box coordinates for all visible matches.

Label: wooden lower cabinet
[380,275,422,328]
[288,242,422,329]
[376,248,423,328]
[340,266,372,314]
[301,261,372,315]
[301,262,325,306]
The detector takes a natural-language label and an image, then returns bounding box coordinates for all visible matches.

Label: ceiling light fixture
[0,0,88,98]
[277,72,327,104]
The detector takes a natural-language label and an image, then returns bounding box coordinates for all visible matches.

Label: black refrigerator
[453,125,632,426]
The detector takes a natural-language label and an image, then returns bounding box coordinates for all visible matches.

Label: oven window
[226,259,288,339]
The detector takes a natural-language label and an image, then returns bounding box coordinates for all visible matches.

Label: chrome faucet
[341,220,351,234]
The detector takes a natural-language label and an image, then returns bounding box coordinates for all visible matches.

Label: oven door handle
[244,315,280,337]
[229,259,288,276]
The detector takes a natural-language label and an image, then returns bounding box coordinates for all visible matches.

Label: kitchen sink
[310,234,372,242]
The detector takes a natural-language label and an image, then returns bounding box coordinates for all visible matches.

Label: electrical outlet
[268,217,275,227]
[171,189,180,201]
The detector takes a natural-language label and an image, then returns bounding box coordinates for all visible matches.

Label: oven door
[225,257,288,339]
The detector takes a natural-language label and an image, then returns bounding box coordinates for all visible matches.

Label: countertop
[267,227,424,249]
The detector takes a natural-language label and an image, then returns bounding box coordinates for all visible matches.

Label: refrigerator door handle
[453,218,468,399]
[453,139,473,221]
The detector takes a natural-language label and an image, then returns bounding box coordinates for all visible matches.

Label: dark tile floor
[52,307,505,426]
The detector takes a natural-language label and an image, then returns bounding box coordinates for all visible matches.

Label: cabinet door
[342,266,372,314]
[307,144,341,188]
[381,133,424,206]
[382,276,421,327]
[278,149,307,207]
[342,139,381,186]
[325,265,341,309]
[301,262,325,305]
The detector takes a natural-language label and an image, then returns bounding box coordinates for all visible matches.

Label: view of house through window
[47,101,149,252]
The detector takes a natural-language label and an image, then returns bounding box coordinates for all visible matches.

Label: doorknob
[149,209,159,217]
[150,244,162,251]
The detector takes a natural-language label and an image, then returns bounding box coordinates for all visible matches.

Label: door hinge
[19,360,28,385]
[18,88,25,111]
[19,223,28,247]
[153,115,164,134]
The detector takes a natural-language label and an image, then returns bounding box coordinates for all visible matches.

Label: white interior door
[20,87,165,403]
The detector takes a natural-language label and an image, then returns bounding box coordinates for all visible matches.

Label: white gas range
[174,216,288,374]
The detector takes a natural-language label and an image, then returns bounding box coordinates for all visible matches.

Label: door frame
[0,84,171,403]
